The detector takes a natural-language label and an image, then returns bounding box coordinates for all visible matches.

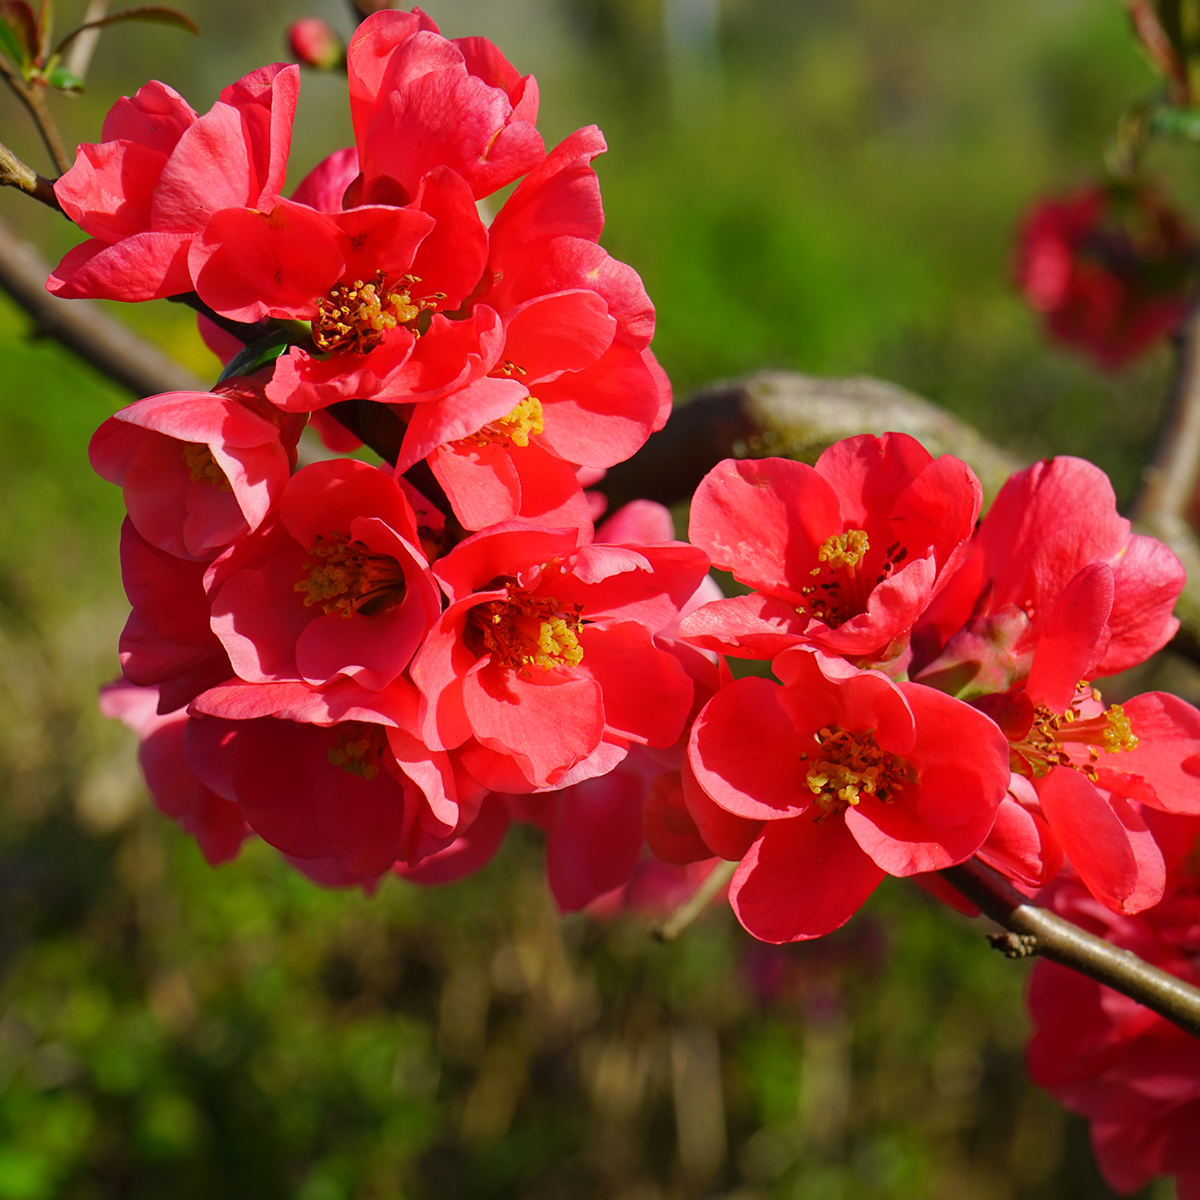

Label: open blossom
[684,648,1011,942]
[969,563,1174,913]
[49,66,298,301]
[679,435,982,666]
[916,454,1184,687]
[206,458,442,692]
[89,380,304,561]
[1017,184,1196,370]
[183,711,432,880]
[410,521,708,792]
[1027,860,1200,1198]
[346,8,543,204]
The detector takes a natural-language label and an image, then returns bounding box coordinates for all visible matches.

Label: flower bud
[287,17,344,70]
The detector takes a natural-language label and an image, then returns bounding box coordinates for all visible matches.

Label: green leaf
[51,5,197,57]
[0,15,26,65]
[216,327,296,385]
[45,62,81,90]
[0,0,37,65]
[1149,104,1200,141]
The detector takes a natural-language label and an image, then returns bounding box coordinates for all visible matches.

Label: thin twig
[653,861,736,942]
[11,79,72,174]
[1133,289,1200,528]
[0,215,205,396]
[941,858,1200,1040]
[64,0,112,82]
[0,139,62,209]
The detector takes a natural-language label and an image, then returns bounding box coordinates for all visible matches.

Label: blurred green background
[0,1,1191,1196]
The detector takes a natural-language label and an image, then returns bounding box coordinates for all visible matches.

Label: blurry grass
[0,0,1189,1196]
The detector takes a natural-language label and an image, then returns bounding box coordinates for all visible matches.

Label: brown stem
[653,861,736,942]
[0,215,205,396]
[23,84,71,175]
[941,858,1200,1040]
[1133,290,1200,529]
[0,139,62,210]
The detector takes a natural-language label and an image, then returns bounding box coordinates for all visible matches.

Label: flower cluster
[68,10,1200,936]
[66,9,712,906]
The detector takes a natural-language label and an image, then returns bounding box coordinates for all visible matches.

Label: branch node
[987,931,1039,959]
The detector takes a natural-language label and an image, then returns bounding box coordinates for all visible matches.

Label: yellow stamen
[816,529,870,571]
[464,397,545,450]
[294,533,407,618]
[182,443,232,491]
[1010,683,1139,782]
[797,529,888,626]
[469,584,584,675]
[312,270,443,355]
[327,726,387,780]
[801,726,912,816]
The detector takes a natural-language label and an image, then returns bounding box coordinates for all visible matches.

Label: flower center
[469,584,584,675]
[327,725,388,781]
[797,533,910,627]
[1010,683,1138,781]
[182,443,231,490]
[294,533,408,618]
[312,270,444,355]
[800,726,912,816]
[461,397,545,450]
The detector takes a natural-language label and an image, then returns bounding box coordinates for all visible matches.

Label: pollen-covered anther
[800,529,873,623]
[182,443,232,491]
[1012,688,1139,781]
[470,584,584,675]
[312,269,440,355]
[327,727,388,780]
[801,726,912,816]
[294,532,408,618]
[816,529,870,571]
[464,397,545,450]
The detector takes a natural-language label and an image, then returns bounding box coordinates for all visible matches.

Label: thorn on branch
[987,931,1039,959]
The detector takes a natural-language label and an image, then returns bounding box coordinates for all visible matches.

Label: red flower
[206,459,442,692]
[100,681,249,865]
[186,675,496,880]
[967,558,1200,914]
[347,9,543,204]
[409,522,707,791]
[916,455,1184,685]
[49,66,298,301]
[1027,865,1200,1197]
[1016,185,1196,370]
[685,649,1011,942]
[679,435,982,665]
[184,713,428,880]
[89,381,304,561]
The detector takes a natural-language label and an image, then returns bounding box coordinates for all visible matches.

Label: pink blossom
[686,648,1011,941]
[50,66,298,301]
[680,435,982,666]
